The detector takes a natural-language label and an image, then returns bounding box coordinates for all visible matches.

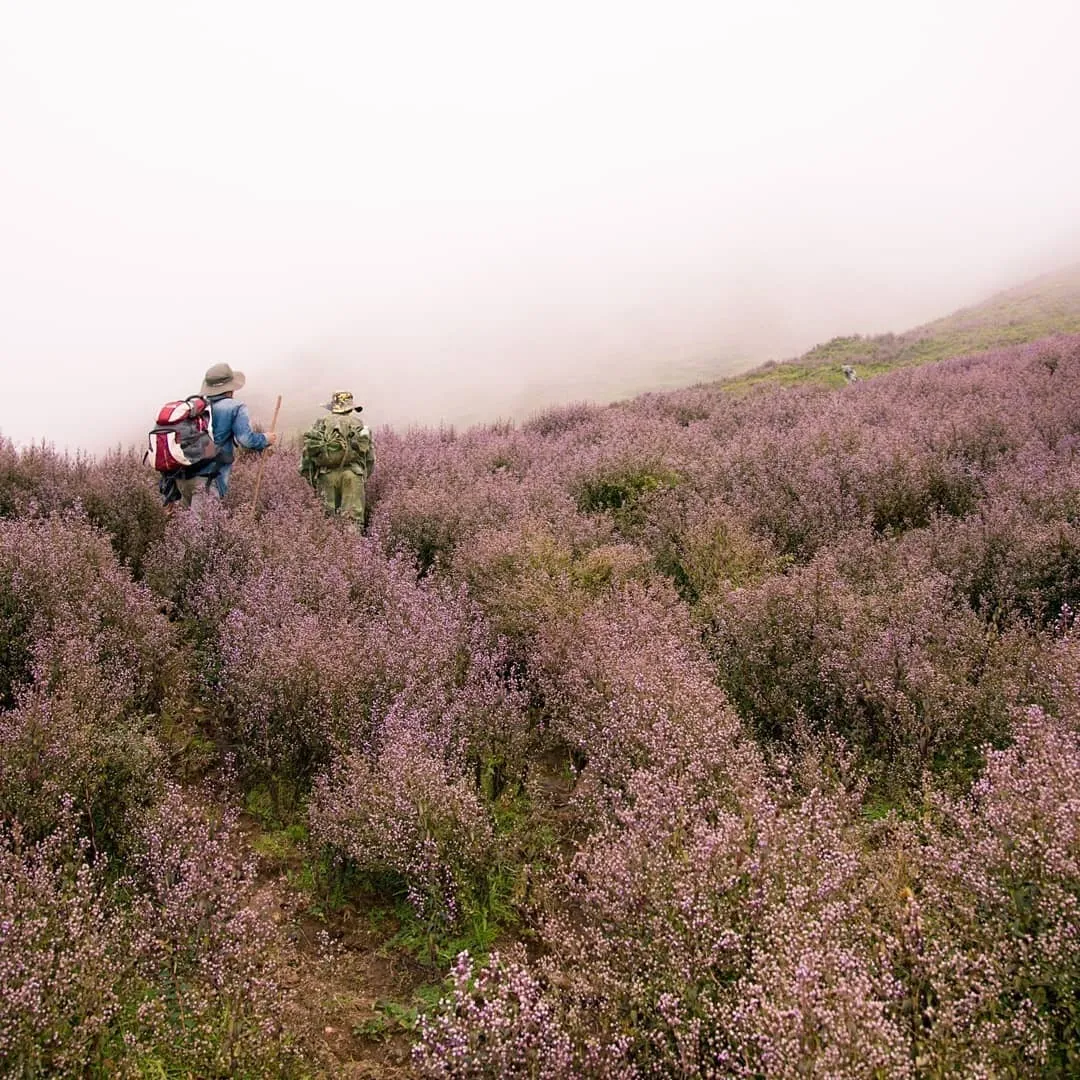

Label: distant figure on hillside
[169,363,277,506]
[299,391,375,528]
[842,365,859,384]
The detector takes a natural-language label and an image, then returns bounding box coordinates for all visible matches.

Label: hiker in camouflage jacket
[299,391,375,527]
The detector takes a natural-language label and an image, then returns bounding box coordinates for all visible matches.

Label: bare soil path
[242,820,432,1078]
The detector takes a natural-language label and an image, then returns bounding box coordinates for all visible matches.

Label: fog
[2,1,1079,451]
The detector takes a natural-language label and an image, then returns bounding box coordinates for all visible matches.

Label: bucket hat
[200,363,246,396]
[323,390,362,414]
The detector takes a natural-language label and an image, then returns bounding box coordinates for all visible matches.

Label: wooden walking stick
[250,394,282,517]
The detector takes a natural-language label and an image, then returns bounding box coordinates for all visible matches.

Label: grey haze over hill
[2,1,1079,451]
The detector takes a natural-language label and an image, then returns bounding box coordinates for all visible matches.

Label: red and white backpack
[146,396,217,472]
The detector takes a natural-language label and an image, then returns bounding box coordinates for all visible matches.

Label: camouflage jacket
[299,414,375,482]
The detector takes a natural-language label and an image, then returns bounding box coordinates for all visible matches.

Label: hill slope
[716,262,1080,394]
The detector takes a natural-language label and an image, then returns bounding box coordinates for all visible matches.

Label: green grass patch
[287,853,358,920]
[251,823,308,864]
[386,883,512,969]
[801,334,886,365]
[353,983,447,1042]
[575,465,681,515]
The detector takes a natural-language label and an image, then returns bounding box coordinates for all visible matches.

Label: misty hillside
[363,263,1080,429]
[1,277,1080,1078]
[705,261,1080,395]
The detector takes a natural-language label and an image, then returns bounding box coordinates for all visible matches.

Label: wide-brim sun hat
[201,363,246,396]
[323,390,362,414]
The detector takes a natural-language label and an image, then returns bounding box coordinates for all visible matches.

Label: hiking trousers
[315,467,366,526]
[175,473,218,507]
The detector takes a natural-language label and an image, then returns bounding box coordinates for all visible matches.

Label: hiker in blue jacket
[173,363,277,505]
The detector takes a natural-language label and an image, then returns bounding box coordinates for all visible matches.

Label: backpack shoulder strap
[188,394,218,444]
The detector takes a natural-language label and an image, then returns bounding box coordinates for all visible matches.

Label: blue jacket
[199,394,270,497]
[209,395,270,461]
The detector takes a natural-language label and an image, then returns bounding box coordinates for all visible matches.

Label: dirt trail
[244,828,429,1078]
[235,751,581,1077]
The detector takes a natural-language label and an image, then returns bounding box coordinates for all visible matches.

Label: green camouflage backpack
[302,415,372,475]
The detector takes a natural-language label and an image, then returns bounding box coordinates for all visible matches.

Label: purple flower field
[2,333,1079,1077]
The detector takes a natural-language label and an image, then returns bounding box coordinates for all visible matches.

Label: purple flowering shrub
[148,453,535,932]
[78,449,170,578]
[122,785,301,1076]
[310,732,498,928]
[1027,625,1080,720]
[146,478,376,680]
[922,495,1080,628]
[0,438,85,520]
[0,809,128,1076]
[0,513,170,709]
[414,949,578,1078]
[219,539,529,799]
[0,514,174,847]
[142,503,264,669]
[414,766,914,1078]
[0,440,168,577]
[415,708,1079,1077]
[894,708,1080,1075]
[287,578,530,925]
[531,579,759,815]
[406,336,1080,1074]
[214,442,322,517]
[706,540,1033,786]
[520,400,602,437]
[367,428,534,573]
[660,338,1080,562]
[0,791,300,1078]
[0,655,164,849]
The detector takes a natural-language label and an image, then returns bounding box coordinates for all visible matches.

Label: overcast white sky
[2,0,1079,449]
